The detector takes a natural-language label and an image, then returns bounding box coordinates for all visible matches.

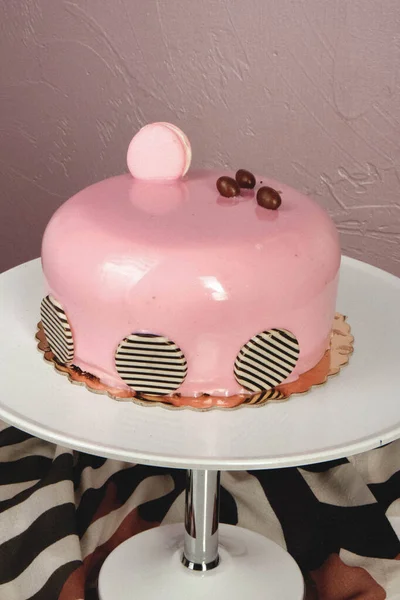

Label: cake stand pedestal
[99,469,304,599]
[1,257,400,599]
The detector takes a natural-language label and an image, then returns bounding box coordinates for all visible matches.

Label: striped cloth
[0,420,399,600]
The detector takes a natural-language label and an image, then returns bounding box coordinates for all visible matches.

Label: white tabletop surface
[0,257,399,470]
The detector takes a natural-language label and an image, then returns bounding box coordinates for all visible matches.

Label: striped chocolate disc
[115,333,187,395]
[234,329,300,392]
[243,389,285,404]
[40,295,74,364]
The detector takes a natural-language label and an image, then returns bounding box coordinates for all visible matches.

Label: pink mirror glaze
[41,167,340,398]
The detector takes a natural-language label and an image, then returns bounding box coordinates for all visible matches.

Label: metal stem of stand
[182,469,221,571]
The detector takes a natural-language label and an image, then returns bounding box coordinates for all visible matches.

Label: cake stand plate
[0,257,399,470]
[1,257,400,600]
[98,523,304,600]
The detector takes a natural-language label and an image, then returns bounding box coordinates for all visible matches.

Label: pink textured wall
[1,1,400,274]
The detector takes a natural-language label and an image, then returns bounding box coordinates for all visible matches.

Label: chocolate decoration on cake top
[216,176,240,198]
[256,186,282,210]
[235,169,256,189]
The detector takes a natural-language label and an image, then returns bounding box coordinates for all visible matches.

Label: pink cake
[40,123,341,407]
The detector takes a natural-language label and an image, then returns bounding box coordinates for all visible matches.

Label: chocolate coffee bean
[235,169,256,189]
[256,186,282,210]
[216,176,240,198]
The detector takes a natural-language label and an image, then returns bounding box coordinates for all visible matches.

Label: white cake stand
[1,257,400,600]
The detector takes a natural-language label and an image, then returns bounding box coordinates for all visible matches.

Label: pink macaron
[127,122,192,181]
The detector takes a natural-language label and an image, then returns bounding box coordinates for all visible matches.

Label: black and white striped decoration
[40,295,74,364]
[243,388,285,404]
[115,333,187,395]
[234,328,300,392]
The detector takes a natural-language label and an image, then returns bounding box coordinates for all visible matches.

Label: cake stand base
[98,523,305,600]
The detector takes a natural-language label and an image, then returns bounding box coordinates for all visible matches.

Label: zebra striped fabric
[234,328,300,392]
[40,295,74,364]
[115,333,187,395]
[0,420,399,599]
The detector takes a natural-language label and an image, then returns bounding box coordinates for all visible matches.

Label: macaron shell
[159,122,192,176]
[127,122,191,180]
